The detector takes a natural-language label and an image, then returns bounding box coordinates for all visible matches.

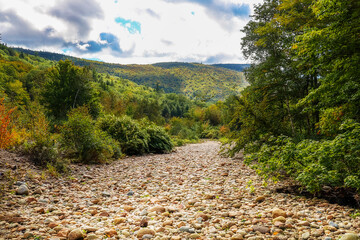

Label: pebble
[272,209,286,218]
[68,228,84,240]
[329,221,339,228]
[142,234,154,239]
[0,142,359,240]
[252,225,270,234]
[114,218,126,224]
[149,206,166,213]
[101,192,111,197]
[189,233,201,239]
[339,233,360,240]
[16,185,29,195]
[137,229,156,238]
[179,226,195,233]
[255,196,265,203]
[301,231,310,239]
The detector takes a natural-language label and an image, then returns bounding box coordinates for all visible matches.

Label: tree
[226,0,360,193]
[41,60,100,120]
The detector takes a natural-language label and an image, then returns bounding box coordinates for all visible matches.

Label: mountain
[13,48,247,101]
[211,64,250,72]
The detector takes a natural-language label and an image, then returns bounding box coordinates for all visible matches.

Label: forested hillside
[0,44,236,173]
[225,0,360,194]
[13,48,247,102]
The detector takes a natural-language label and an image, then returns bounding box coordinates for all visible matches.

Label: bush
[98,115,149,155]
[245,120,360,193]
[141,120,173,153]
[0,98,17,149]
[61,107,121,163]
[18,105,67,173]
[168,117,199,140]
[99,115,173,155]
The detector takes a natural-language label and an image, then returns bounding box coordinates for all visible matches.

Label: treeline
[225,0,360,193]
[12,48,247,102]
[0,44,235,174]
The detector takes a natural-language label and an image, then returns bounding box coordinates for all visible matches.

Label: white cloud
[0,0,263,64]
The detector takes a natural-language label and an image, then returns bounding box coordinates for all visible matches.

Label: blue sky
[0,0,263,64]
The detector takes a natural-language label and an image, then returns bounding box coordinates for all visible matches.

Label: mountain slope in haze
[212,64,250,72]
[14,48,248,101]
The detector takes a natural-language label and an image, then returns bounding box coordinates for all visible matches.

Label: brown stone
[68,228,84,240]
[255,196,266,203]
[272,209,286,218]
[124,205,135,212]
[230,234,244,240]
[149,205,166,213]
[105,229,117,237]
[273,216,286,223]
[140,217,148,227]
[99,211,109,217]
[114,218,126,225]
[196,213,210,221]
[57,228,70,238]
[49,222,59,228]
[252,225,270,234]
[137,228,155,238]
[26,197,37,204]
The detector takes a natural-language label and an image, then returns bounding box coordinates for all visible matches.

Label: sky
[0,0,263,64]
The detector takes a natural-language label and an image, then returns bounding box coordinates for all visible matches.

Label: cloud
[161,39,173,46]
[115,17,141,34]
[0,9,64,48]
[146,8,160,19]
[63,32,124,54]
[163,0,250,18]
[203,53,238,64]
[163,0,250,31]
[62,32,136,58]
[49,0,103,37]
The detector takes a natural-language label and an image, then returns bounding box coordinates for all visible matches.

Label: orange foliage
[219,125,230,135]
[0,98,17,149]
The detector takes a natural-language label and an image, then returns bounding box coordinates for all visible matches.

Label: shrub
[201,127,220,139]
[245,120,360,193]
[168,117,199,140]
[18,105,67,173]
[141,120,173,153]
[98,115,149,155]
[0,98,17,149]
[61,107,121,163]
[99,115,173,155]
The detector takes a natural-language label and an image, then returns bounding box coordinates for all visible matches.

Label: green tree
[41,60,100,120]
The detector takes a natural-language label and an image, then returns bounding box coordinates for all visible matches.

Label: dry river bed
[0,141,359,240]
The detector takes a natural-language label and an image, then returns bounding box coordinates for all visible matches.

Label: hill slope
[14,48,247,101]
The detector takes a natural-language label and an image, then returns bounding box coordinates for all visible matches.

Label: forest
[0,43,239,175]
[1,0,359,196]
[226,0,360,194]
[13,48,248,102]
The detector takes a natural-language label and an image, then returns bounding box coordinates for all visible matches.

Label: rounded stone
[68,228,84,240]
[137,229,155,238]
[16,185,29,195]
[339,233,360,240]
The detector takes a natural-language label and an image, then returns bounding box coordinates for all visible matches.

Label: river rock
[16,185,29,195]
[252,225,270,234]
[137,229,155,238]
[149,206,166,213]
[272,209,286,218]
[339,233,360,240]
[68,228,84,240]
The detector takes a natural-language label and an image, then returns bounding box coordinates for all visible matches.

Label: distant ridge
[13,47,248,101]
[211,64,250,72]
